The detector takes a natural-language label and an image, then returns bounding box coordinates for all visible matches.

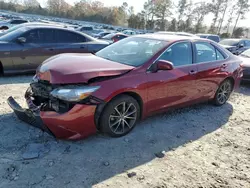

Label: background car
[196,34,220,43]
[219,39,250,55]
[75,25,94,35]
[123,30,136,35]
[99,33,128,44]
[0,22,73,37]
[92,31,112,39]
[0,19,28,30]
[8,35,242,140]
[238,49,250,81]
[0,25,109,74]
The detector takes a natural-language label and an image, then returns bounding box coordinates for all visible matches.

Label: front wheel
[100,95,140,137]
[213,79,233,106]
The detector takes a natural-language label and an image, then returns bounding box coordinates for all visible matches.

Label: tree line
[0,0,249,37]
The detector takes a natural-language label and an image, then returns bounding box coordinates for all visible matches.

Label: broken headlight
[50,86,100,102]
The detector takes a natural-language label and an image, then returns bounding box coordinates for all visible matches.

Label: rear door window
[195,42,216,63]
[216,49,225,60]
[38,29,55,43]
[194,42,225,63]
[55,30,86,43]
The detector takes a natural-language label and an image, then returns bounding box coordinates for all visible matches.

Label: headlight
[50,86,100,102]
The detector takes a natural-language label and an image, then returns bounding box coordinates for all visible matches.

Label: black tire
[100,95,140,137]
[213,79,233,106]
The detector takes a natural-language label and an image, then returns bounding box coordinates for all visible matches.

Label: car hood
[37,53,134,84]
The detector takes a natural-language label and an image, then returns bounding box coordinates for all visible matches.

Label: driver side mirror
[154,60,174,72]
[17,37,26,43]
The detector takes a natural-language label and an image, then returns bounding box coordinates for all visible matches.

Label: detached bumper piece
[7,96,54,136]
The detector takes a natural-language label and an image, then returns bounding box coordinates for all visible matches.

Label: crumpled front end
[8,80,100,140]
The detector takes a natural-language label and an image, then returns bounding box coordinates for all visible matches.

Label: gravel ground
[0,75,250,188]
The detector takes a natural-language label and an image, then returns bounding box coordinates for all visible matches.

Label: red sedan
[8,35,243,140]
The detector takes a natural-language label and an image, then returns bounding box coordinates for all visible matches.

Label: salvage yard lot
[0,75,250,188]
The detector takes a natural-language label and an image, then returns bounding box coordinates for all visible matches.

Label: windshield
[1,24,24,35]
[240,49,250,58]
[219,39,239,46]
[96,37,168,67]
[0,27,28,41]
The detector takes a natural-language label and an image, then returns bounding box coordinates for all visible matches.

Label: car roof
[23,25,94,40]
[155,31,197,37]
[25,25,73,30]
[197,34,219,36]
[133,34,202,42]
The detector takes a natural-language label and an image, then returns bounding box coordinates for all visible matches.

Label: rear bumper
[7,97,97,140]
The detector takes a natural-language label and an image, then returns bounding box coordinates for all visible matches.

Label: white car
[0,19,29,30]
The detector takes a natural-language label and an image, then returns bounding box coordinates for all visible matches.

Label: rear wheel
[213,79,233,106]
[100,95,140,137]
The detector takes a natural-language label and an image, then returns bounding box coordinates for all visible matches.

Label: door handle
[221,64,227,68]
[189,70,197,75]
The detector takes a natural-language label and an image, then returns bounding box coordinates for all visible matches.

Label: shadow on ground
[0,102,233,187]
[239,81,250,96]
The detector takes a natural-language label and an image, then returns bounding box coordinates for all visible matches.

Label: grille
[30,81,53,99]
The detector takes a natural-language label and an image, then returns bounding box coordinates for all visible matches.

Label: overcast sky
[39,0,249,27]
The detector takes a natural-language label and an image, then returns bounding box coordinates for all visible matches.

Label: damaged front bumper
[7,95,98,140]
[7,96,54,136]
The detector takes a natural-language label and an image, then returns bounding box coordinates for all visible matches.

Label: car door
[54,29,89,54]
[146,41,199,114]
[11,28,58,71]
[194,42,228,100]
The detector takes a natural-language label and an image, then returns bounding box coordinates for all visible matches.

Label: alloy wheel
[217,81,232,105]
[109,102,137,135]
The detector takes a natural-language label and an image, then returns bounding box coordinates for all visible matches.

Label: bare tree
[154,0,172,30]
[217,0,230,34]
[209,0,224,33]
[232,0,250,37]
[192,2,210,33]
[23,0,39,8]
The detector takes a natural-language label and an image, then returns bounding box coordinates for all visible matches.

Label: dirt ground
[0,75,250,188]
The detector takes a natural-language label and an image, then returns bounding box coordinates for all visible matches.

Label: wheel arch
[225,76,235,89]
[94,91,144,130]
